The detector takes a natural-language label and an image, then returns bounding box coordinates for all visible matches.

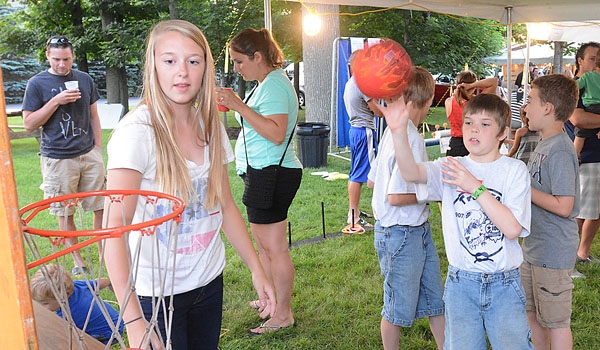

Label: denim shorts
[374,221,445,327]
[444,266,533,349]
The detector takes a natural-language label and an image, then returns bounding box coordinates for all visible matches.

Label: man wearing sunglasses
[22,35,104,276]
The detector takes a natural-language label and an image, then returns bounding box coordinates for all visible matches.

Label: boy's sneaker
[576,254,600,265]
[71,266,89,276]
[571,267,586,279]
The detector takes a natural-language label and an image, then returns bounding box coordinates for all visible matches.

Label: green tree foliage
[176,0,301,70]
[271,0,303,63]
[0,1,161,67]
[340,8,506,77]
[1,1,509,102]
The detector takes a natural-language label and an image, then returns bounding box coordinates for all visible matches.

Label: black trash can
[296,122,331,168]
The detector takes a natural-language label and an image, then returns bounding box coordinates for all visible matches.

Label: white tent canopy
[487,44,575,65]
[294,0,600,24]
[527,21,600,42]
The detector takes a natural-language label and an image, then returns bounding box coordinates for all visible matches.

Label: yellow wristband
[472,185,487,199]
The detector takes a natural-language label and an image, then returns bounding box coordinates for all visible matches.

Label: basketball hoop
[20,189,185,269]
[21,189,185,349]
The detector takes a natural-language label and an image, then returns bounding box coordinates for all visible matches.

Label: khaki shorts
[520,261,574,329]
[40,147,106,216]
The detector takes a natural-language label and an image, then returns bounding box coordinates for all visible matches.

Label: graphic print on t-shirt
[527,151,546,186]
[155,176,219,255]
[454,186,504,263]
[50,86,88,139]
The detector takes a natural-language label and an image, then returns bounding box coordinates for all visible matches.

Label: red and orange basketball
[351,39,413,99]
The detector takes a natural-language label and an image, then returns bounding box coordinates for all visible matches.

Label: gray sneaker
[576,254,600,265]
[571,267,586,279]
[71,266,89,276]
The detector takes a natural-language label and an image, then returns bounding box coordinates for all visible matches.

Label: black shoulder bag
[241,118,295,210]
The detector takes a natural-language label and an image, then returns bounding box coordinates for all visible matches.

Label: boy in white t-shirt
[377,92,533,349]
[368,67,445,349]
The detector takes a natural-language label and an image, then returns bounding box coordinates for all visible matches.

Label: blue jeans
[443,266,532,349]
[374,222,445,326]
[139,274,223,350]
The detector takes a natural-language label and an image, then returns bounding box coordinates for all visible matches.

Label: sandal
[359,210,373,219]
[341,223,365,235]
[250,321,297,335]
[347,217,373,228]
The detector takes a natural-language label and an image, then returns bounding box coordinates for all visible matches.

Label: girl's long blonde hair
[135,19,225,208]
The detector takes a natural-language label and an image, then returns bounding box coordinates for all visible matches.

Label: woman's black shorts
[241,167,302,224]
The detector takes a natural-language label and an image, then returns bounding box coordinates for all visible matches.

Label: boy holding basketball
[377,92,533,349]
[368,66,445,349]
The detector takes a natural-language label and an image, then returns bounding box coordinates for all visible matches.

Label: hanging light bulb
[303,8,322,36]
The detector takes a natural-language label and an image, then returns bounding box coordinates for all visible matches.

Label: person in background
[368,67,445,350]
[215,27,302,335]
[506,104,540,164]
[531,67,540,80]
[30,264,124,344]
[103,20,275,349]
[572,53,600,162]
[510,87,527,132]
[563,42,600,279]
[342,50,381,233]
[521,74,580,350]
[380,92,533,349]
[22,35,104,277]
[444,71,498,156]
[515,62,536,89]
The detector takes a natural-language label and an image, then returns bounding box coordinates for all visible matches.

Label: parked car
[284,62,305,107]
[296,85,305,107]
[432,73,455,106]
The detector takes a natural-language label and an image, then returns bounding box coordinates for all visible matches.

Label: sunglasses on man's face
[47,37,71,45]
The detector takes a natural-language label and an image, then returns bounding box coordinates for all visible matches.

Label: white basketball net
[21,190,184,350]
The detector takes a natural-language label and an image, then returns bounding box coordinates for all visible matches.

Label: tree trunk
[302,3,340,126]
[68,0,89,72]
[100,8,128,112]
[105,66,129,111]
[169,0,179,19]
[553,41,565,74]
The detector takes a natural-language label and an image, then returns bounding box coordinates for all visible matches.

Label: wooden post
[0,67,39,348]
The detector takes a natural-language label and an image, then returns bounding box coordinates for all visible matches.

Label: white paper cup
[65,80,79,90]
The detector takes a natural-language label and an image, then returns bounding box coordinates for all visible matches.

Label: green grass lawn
[9,106,600,349]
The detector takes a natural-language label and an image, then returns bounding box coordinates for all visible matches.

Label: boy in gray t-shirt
[521,74,580,349]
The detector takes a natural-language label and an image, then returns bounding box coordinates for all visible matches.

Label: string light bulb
[303,8,322,36]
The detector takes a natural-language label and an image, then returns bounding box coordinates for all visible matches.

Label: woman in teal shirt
[215,28,302,334]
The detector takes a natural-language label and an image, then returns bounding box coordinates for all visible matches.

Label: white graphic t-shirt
[418,156,531,273]
[107,105,234,296]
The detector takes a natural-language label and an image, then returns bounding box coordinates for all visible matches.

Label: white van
[284,62,305,107]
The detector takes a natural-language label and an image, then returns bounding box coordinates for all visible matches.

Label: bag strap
[241,118,295,168]
[240,82,297,168]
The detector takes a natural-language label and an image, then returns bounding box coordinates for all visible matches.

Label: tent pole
[329,37,341,153]
[264,0,272,31]
[505,6,512,108]
[524,30,531,103]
